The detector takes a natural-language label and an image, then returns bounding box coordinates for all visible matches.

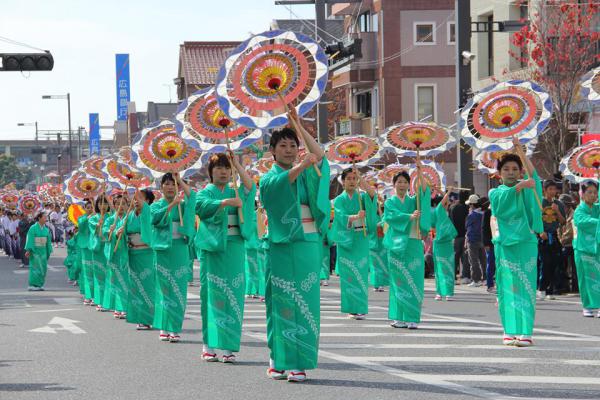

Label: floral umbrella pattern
[559,141,600,183]
[381,121,457,157]
[132,120,203,179]
[176,87,263,152]
[580,66,600,106]
[459,80,553,152]
[215,29,329,130]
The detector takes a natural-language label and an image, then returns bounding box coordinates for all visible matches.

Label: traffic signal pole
[315,0,329,144]
[456,0,473,190]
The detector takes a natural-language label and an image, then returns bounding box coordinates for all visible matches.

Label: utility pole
[67,93,72,171]
[315,0,329,144]
[455,0,473,190]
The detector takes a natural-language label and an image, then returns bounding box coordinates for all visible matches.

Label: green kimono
[260,159,330,371]
[331,191,378,314]
[77,215,94,300]
[125,211,156,326]
[431,203,457,296]
[383,188,431,323]
[244,204,263,296]
[369,222,389,288]
[320,231,333,281]
[24,222,53,288]
[195,183,256,352]
[103,214,129,313]
[142,191,197,334]
[573,201,600,310]
[489,172,542,336]
[89,213,110,307]
[64,236,80,282]
[257,236,268,296]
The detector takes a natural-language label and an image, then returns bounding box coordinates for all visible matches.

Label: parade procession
[1,1,600,399]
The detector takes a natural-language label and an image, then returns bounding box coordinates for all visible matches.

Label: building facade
[331,0,457,182]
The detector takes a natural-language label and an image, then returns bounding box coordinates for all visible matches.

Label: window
[414,22,436,45]
[359,12,370,32]
[415,85,436,122]
[371,12,379,32]
[356,92,372,117]
[447,22,456,45]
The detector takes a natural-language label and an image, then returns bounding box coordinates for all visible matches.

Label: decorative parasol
[377,163,410,186]
[67,204,85,226]
[325,135,385,170]
[381,121,457,157]
[102,157,152,191]
[131,120,203,179]
[81,155,109,180]
[559,141,600,183]
[474,142,536,176]
[408,160,446,198]
[0,192,19,209]
[18,193,42,216]
[215,29,329,130]
[116,146,135,165]
[176,87,263,152]
[64,170,104,204]
[580,66,600,106]
[459,80,553,152]
[252,154,277,175]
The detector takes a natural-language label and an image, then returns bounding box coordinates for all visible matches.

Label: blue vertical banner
[89,113,100,155]
[115,53,130,121]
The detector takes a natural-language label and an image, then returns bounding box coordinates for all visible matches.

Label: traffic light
[0,52,54,71]
[324,39,362,71]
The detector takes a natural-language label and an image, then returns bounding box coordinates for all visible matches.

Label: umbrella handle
[223,126,245,225]
[174,177,184,225]
[352,159,367,237]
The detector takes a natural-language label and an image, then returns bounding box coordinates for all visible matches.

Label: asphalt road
[1,247,600,400]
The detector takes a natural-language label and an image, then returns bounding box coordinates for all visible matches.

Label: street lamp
[57,153,62,182]
[42,94,72,171]
[17,121,39,142]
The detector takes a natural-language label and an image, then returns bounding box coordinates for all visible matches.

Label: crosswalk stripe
[319,343,600,352]
[407,374,600,385]
[315,332,600,342]
[339,356,600,366]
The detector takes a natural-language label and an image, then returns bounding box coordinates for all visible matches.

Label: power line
[281,3,344,42]
[0,35,47,52]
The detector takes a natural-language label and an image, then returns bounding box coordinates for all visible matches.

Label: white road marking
[30,308,77,313]
[316,332,600,342]
[319,343,600,352]
[29,317,86,334]
[338,355,600,366]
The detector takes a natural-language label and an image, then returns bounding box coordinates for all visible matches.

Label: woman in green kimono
[64,228,80,284]
[245,200,262,298]
[431,192,457,301]
[369,203,389,292]
[489,140,542,347]
[77,201,95,304]
[195,152,256,363]
[320,225,333,287]
[331,168,377,319]
[104,192,130,319]
[123,189,156,330]
[573,181,600,318]
[88,195,112,311]
[142,172,195,343]
[25,212,53,291]
[260,108,330,383]
[383,167,431,330]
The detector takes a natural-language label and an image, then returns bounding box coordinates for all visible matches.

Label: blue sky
[0,0,314,140]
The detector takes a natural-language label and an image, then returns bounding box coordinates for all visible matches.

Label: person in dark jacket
[480,197,495,292]
[449,191,471,283]
[465,195,486,286]
[18,214,34,268]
